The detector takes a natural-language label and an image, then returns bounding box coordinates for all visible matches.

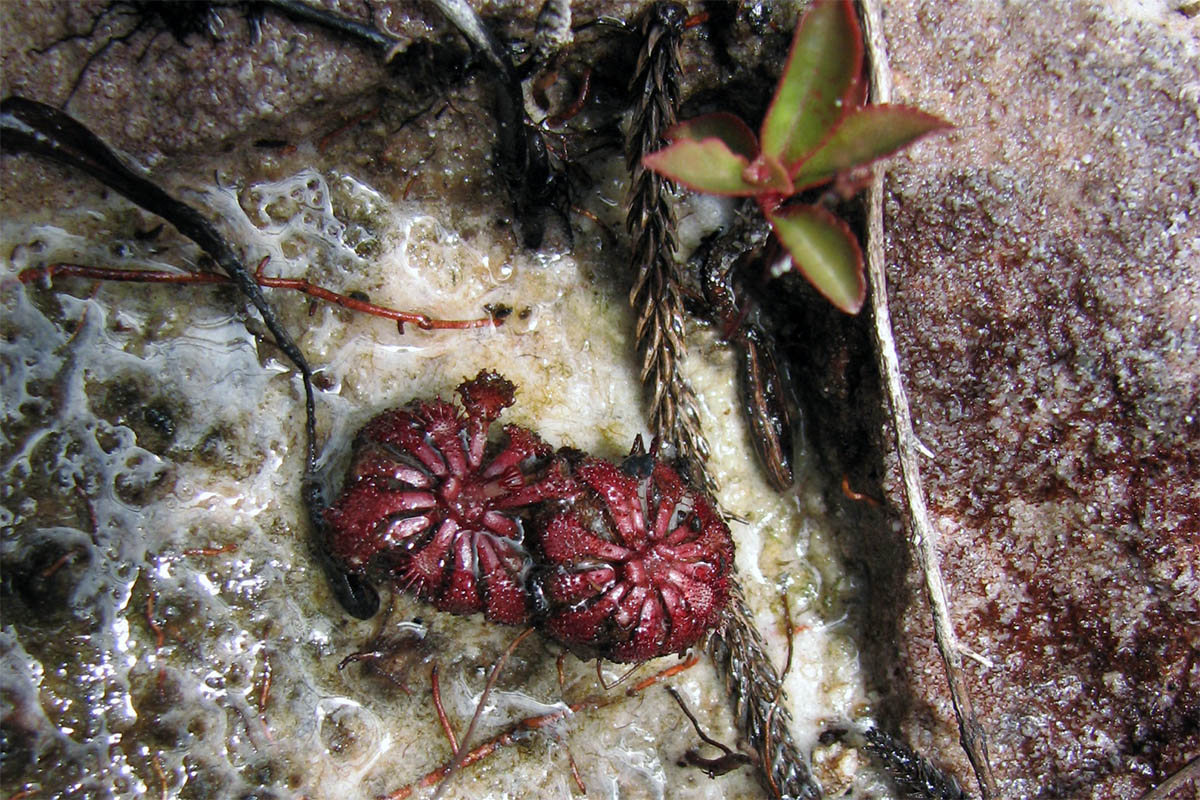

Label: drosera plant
[643,0,949,313]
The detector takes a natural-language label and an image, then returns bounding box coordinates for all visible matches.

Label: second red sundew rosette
[530,444,735,663]
[324,371,578,624]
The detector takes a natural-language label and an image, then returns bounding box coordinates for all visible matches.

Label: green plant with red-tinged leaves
[644,0,950,314]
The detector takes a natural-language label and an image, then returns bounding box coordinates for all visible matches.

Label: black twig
[666,686,754,778]
[258,0,405,57]
[430,0,556,248]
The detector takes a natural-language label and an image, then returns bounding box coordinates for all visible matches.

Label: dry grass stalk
[624,2,712,489]
[707,580,821,800]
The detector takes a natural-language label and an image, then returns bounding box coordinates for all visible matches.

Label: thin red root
[431,664,460,752]
[18,263,500,333]
[383,703,581,800]
[258,651,272,715]
[567,748,587,794]
[596,659,641,691]
[74,484,99,535]
[840,474,880,506]
[40,550,79,579]
[146,594,165,650]
[555,652,568,695]
[383,654,701,800]
[181,543,238,557]
[546,68,592,127]
[318,106,381,153]
[780,590,796,680]
[428,628,537,800]
[759,591,797,799]
[402,174,419,200]
[628,653,699,695]
[151,753,168,800]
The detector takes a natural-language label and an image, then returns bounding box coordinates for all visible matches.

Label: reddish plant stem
[151,753,168,800]
[595,658,641,691]
[258,651,273,715]
[181,543,239,557]
[383,654,701,800]
[74,484,100,543]
[840,474,881,506]
[430,628,537,800]
[627,653,699,695]
[566,750,587,794]
[760,590,798,799]
[430,664,460,752]
[318,106,381,153]
[545,67,592,127]
[779,590,796,682]
[145,593,165,651]
[39,549,81,579]
[555,653,568,695]
[18,261,501,333]
[401,173,419,200]
[383,709,582,800]
[666,685,737,758]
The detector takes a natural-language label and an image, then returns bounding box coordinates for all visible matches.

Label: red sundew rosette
[324,371,577,624]
[531,454,735,662]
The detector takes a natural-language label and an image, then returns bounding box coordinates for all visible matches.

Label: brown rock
[876,2,1200,797]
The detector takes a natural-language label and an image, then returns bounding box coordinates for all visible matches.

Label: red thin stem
[546,67,592,127]
[840,474,881,506]
[40,550,80,579]
[430,627,536,800]
[258,651,272,715]
[567,749,587,794]
[628,653,699,695]
[402,174,419,200]
[19,262,501,333]
[430,664,460,752]
[382,654,701,800]
[151,754,168,800]
[318,106,381,153]
[181,543,239,557]
[146,594,165,651]
[555,652,568,695]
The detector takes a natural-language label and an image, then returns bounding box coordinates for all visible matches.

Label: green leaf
[790,105,951,189]
[760,0,863,167]
[665,113,759,160]
[767,204,865,314]
[644,130,766,197]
